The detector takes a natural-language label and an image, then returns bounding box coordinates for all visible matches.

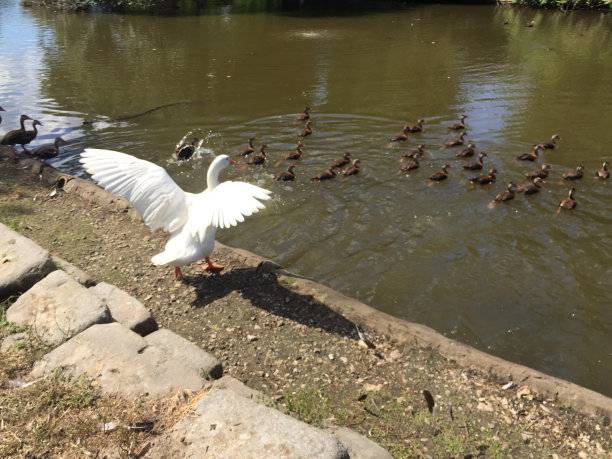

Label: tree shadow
[180,266,359,341]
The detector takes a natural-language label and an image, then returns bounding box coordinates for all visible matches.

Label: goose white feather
[80,149,271,276]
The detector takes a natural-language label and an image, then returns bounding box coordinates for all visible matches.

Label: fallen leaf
[517,385,531,398]
[423,390,435,413]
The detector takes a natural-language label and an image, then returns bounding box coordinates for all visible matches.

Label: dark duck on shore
[470,168,498,185]
[462,152,488,170]
[516,145,542,162]
[448,114,468,130]
[237,136,257,157]
[562,165,585,180]
[274,164,297,182]
[429,163,452,181]
[298,121,313,138]
[296,106,311,122]
[247,144,269,165]
[525,163,552,179]
[519,177,546,195]
[405,118,427,133]
[596,161,610,180]
[330,151,352,169]
[535,134,561,150]
[443,131,468,148]
[400,144,426,161]
[1,114,34,150]
[311,168,336,181]
[456,143,477,158]
[27,136,67,162]
[558,188,577,211]
[175,137,199,161]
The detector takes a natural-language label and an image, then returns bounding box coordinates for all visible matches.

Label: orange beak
[229,159,236,165]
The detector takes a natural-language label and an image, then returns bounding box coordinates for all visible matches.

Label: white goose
[80,149,271,278]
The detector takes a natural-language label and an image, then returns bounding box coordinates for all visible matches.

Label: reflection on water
[1,2,612,396]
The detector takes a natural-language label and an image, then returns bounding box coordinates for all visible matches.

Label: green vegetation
[499,0,611,9]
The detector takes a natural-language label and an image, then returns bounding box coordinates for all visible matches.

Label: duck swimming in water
[298,120,313,138]
[405,118,427,133]
[516,145,542,162]
[311,168,336,181]
[400,144,425,161]
[596,161,609,180]
[443,131,468,148]
[456,143,477,158]
[525,163,552,180]
[448,114,468,130]
[237,136,257,157]
[429,163,452,181]
[274,164,297,182]
[330,151,353,169]
[562,165,585,180]
[470,168,498,185]
[519,177,546,195]
[247,144,269,165]
[462,152,488,170]
[535,134,561,150]
[175,137,200,161]
[558,188,577,211]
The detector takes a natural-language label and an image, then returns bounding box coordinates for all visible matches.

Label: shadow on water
[181,266,360,339]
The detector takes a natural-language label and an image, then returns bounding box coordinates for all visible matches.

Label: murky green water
[2,1,611,396]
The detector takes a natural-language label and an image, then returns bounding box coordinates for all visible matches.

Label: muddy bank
[1,148,611,457]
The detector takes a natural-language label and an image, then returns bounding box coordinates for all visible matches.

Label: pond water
[1,1,611,396]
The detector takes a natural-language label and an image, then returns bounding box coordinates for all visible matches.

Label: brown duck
[247,144,269,165]
[342,159,362,177]
[462,152,488,170]
[525,163,552,179]
[495,182,519,202]
[298,120,313,138]
[562,165,585,180]
[275,143,304,167]
[237,136,257,157]
[27,137,67,161]
[311,168,336,181]
[536,134,561,150]
[443,131,468,148]
[448,114,468,130]
[390,125,410,143]
[516,145,542,161]
[405,118,426,133]
[1,114,34,149]
[456,143,477,158]
[558,188,577,210]
[399,157,421,172]
[401,144,425,160]
[470,168,498,185]
[596,161,610,179]
[519,177,546,195]
[330,151,352,169]
[274,164,297,182]
[175,137,199,161]
[296,106,311,122]
[429,163,452,181]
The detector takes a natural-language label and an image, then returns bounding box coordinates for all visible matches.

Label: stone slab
[325,426,393,459]
[144,328,222,379]
[89,282,158,336]
[0,223,56,300]
[6,270,111,345]
[147,387,349,459]
[30,322,209,399]
[52,256,95,287]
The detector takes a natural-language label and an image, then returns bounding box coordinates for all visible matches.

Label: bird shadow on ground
[180,266,360,341]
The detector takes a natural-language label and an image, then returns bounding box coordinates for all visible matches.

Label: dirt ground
[1,153,611,458]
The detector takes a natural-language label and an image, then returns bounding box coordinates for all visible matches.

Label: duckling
[297,106,311,122]
[274,142,304,167]
[536,134,561,150]
[443,131,468,148]
[399,157,421,172]
[274,164,297,182]
[470,168,498,185]
[342,159,362,181]
[390,125,411,143]
[456,143,477,158]
[558,188,577,211]
[175,137,199,161]
[596,161,610,180]
[448,114,468,130]
[562,165,585,180]
[495,182,519,202]
[525,163,552,180]
[429,163,452,181]
[27,136,67,162]
[462,152,488,170]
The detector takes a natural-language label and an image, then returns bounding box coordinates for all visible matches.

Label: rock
[144,329,222,379]
[6,270,111,345]
[89,282,158,336]
[51,256,95,287]
[30,322,209,399]
[147,387,349,458]
[325,426,394,459]
[0,223,56,300]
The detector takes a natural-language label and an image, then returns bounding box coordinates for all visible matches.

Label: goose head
[207,155,236,190]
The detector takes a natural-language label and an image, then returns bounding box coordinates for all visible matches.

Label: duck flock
[209,106,609,213]
[2,104,609,214]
